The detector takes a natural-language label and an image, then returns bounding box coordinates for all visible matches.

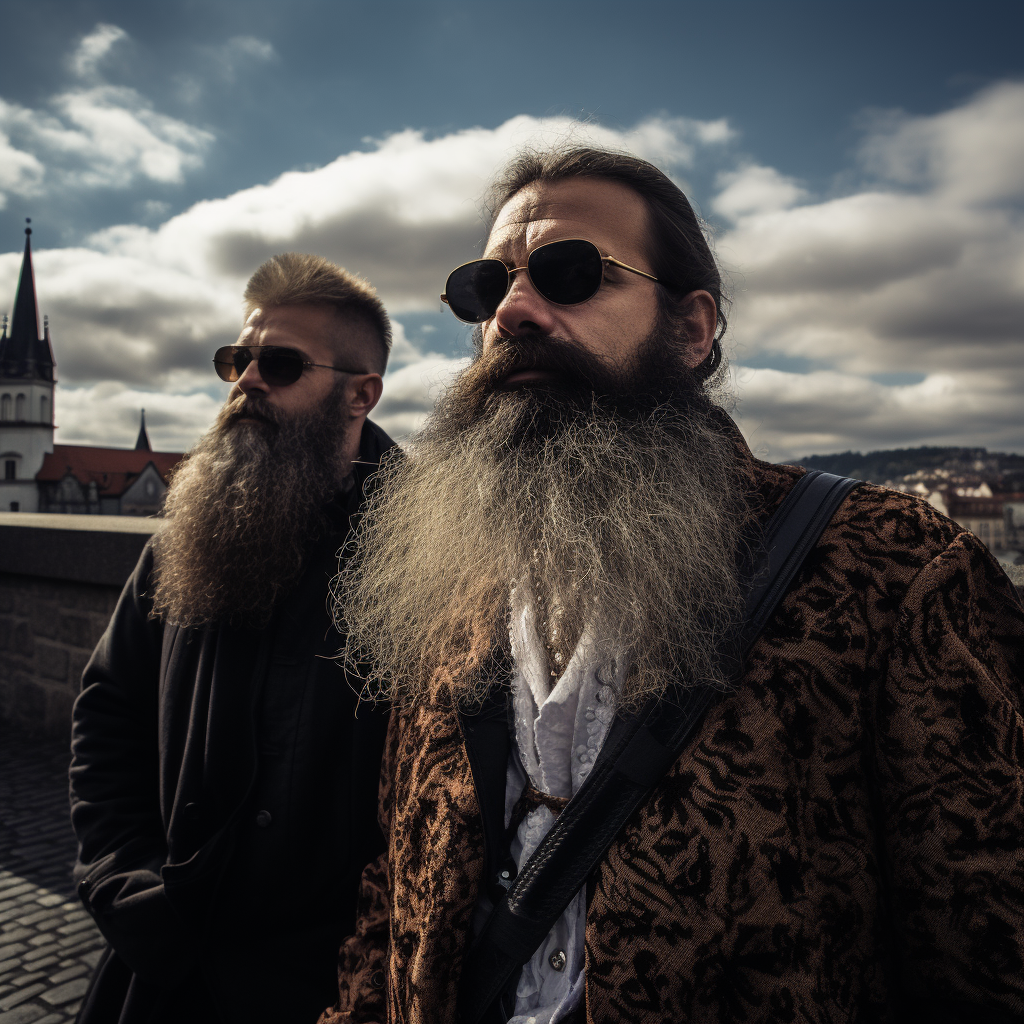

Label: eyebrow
[482,240,516,263]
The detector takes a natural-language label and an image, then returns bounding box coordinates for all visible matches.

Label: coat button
[255,810,272,828]
[549,949,566,972]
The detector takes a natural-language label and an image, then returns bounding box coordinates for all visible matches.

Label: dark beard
[150,385,350,627]
[434,323,709,443]
[335,320,753,710]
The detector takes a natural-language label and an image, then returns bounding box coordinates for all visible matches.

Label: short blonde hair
[244,252,392,373]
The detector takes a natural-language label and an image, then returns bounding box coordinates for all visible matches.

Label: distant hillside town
[798,447,1024,566]
[0,222,184,515]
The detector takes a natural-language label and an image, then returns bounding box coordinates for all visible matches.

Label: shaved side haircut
[244,252,392,373]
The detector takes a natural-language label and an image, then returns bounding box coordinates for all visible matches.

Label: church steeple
[135,408,152,451]
[0,220,54,382]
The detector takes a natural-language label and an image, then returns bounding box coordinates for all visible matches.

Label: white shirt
[502,591,625,1024]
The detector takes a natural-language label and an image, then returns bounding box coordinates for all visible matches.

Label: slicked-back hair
[244,252,392,374]
[486,147,726,374]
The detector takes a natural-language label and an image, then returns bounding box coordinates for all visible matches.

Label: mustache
[475,333,621,394]
[220,390,284,429]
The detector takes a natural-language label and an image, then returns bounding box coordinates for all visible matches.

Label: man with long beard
[70,253,396,1023]
[326,149,1024,1024]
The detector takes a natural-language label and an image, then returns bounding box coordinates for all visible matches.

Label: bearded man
[326,148,1024,1024]
[70,253,396,1024]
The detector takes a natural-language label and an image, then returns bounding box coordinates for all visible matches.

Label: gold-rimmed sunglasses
[441,238,659,324]
[213,345,364,387]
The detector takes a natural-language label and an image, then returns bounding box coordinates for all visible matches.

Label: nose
[235,352,269,396]
[490,268,559,341]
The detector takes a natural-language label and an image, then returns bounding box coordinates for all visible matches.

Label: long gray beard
[151,387,350,627]
[335,360,752,710]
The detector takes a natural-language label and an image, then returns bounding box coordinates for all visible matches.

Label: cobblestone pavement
[0,727,105,1024]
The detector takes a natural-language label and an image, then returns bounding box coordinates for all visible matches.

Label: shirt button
[255,810,272,828]
[549,949,566,972]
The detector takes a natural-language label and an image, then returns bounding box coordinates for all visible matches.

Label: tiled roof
[36,444,184,497]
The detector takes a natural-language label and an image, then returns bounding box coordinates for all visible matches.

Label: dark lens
[213,346,252,382]
[445,259,510,323]
[528,239,603,305]
[258,347,305,386]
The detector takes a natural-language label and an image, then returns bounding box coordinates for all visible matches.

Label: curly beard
[150,385,350,627]
[334,322,753,710]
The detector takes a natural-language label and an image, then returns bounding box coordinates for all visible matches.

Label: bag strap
[456,470,859,1024]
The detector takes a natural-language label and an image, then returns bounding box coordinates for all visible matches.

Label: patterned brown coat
[322,451,1024,1024]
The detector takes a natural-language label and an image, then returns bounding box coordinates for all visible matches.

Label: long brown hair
[486,146,726,375]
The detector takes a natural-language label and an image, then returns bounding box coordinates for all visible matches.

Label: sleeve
[69,541,195,983]
[319,710,399,1024]
[878,530,1024,1021]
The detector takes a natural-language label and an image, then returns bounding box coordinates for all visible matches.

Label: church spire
[135,408,152,451]
[0,220,54,381]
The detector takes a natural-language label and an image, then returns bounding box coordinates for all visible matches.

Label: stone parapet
[0,513,160,738]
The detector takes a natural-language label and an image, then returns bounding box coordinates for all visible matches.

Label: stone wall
[0,512,1020,741]
[0,513,157,739]
[0,575,121,739]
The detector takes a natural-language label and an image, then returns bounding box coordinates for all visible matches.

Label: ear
[346,373,383,418]
[675,290,718,368]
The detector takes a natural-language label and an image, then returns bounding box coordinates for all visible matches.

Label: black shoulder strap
[456,471,859,1024]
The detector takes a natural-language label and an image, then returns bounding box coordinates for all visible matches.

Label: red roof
[36,444,184,497]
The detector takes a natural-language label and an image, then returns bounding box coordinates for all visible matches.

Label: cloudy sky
[1,0,1021,461]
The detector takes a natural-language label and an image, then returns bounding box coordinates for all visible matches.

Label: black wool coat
[70,420,396,1024]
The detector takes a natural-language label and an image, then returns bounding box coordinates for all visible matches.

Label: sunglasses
[440,238,659,324]
[213,345,362,387]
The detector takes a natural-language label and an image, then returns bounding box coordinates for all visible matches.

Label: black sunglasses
[213,345,363,387]
[440,237,659,325]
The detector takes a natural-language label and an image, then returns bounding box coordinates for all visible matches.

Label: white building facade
[0,224,55,513]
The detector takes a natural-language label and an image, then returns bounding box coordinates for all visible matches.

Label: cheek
[571,305,653,360]
[480,322,502,352]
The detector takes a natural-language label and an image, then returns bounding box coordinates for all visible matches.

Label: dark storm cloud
[209,209,482,309]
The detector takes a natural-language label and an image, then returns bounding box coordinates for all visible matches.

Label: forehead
[485,177,651,265]
[240,304,336,342]
[239,304,370,359]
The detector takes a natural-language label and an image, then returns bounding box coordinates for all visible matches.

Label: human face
[230,304,360,418]
[480,178,661,385]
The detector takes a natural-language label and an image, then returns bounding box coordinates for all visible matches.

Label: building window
[4,460,14,480]
[979,521,990,538]
[1,395,10,421]
[40,395,48,422]
[9,501,18,512]
[15,394,25,420]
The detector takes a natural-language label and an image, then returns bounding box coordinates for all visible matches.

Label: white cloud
[858,81,1024,206]
[0,123,44,202]
[54,382,224,451]
[718,82,1024,458]
[732,364,1024,462]
[206,35,278,84]
[224,36,276,62]
[69,23,128,81]
[5,111,729,447]
[713,164,807,220]
[88,112,732,314]
[0,24,213,204]
[4,87,1022,458]
[374,355,471,441]
[0,245,240,392]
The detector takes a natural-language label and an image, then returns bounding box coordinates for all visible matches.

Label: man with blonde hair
[70,253,397,1023]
